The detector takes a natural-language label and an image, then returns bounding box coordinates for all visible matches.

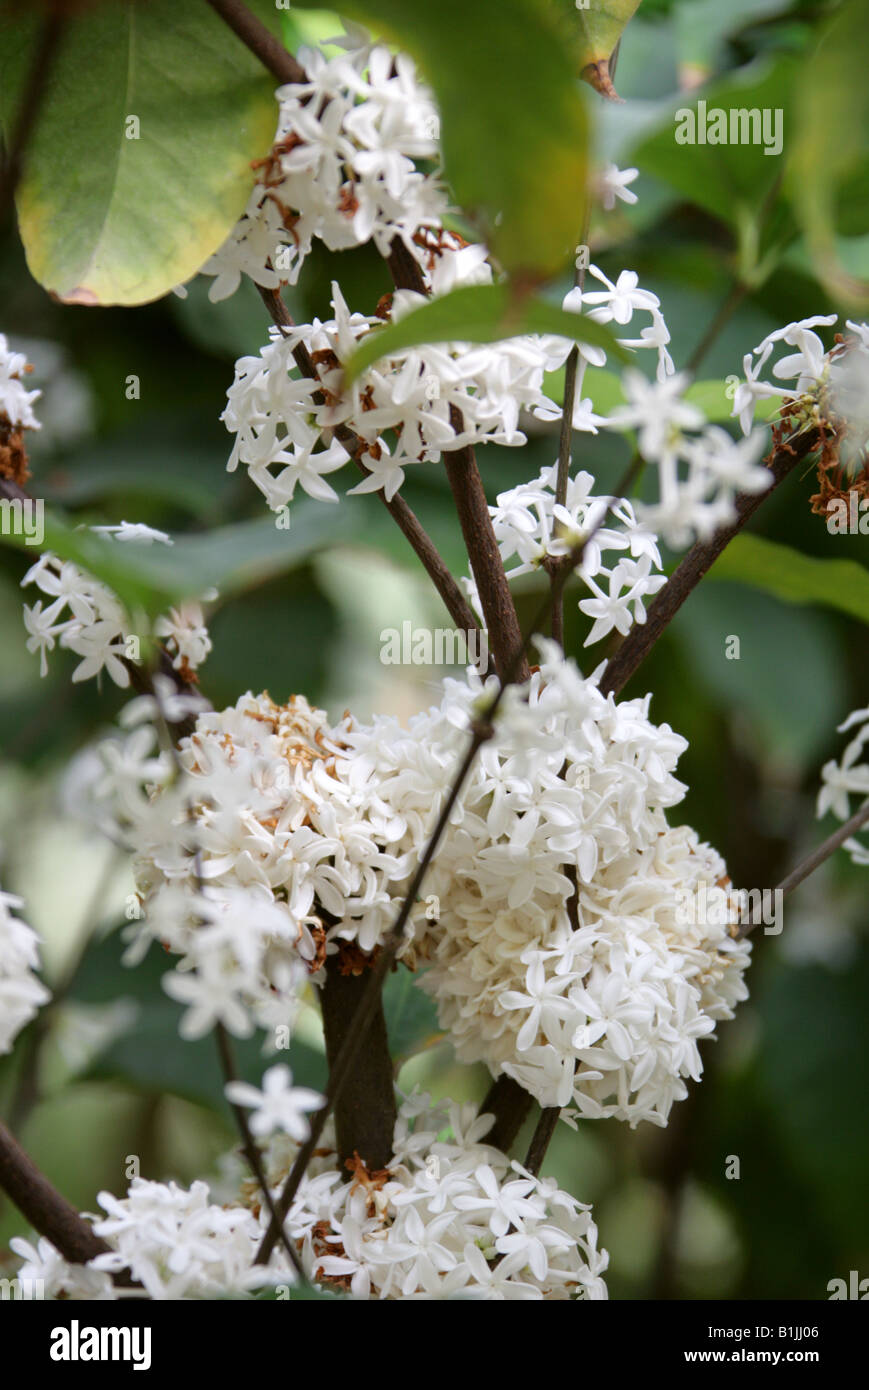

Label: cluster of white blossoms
[731,313,869,444]
[222,250,572,510]
[183,30,446,303]
[0,883,50,1056]
[605,370,773,549]
[335,642,750,1125]
[113,689,417,1038]
[79,639,749,1126]
[0,332,41,434]
[13,1094,607,1300]
[471,463,667,647]
[818,706,869,867]
[21,526,213,688]
[12,1180,263,1301]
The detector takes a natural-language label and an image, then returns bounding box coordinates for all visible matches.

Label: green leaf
[2,504,361,618]
[69,929,327,1114]
[342,283,626,384]
[383,965,442,1066]
[788,0,869,308]
[759,948,869,1250]
[708,534,869,627]
[290,0,589,277]
[553,0,643,98]
[673,0,784,85]
[0,0,281,305]
[630,57,796,253]
[672,581,846,768]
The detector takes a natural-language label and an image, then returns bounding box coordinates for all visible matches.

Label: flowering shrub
[0,0,867,1308]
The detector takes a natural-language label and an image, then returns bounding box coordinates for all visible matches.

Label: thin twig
[552,209,592,646]
[0,1118,112,1267]
[215,1023,308,1282]
[204,0,306,85]
[737,799,869,939]
[382,240,529,682]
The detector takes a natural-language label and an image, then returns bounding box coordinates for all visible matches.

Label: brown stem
[320,954,397,1171]
[599,426,821,698]
[204,0,306,85]
[0,1118,111,1267]
[255,708,496,1264]
[481,1074,533,1153]
[443,438,528,682]
[380,241,529,682]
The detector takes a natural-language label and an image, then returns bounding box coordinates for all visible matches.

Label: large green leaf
[342,283,626,383]
[291,0,589,278]
[709,534,869,628]
[787,0,869,308]
[0,0,281,305]
[630,56,797,276]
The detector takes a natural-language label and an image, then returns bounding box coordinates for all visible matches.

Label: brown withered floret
[337,184,360,219]
[335,941,381,978]
[345,1153,392,1218]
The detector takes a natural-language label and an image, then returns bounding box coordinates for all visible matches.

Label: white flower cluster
[0,883,50,1055]
[818,705,869,867]
[731,314,840,436]
[335,644,750,1125]
[12,1095,607,1301]
[12,1180,263,1301]
[730,313,869,444]
[223,254,570,511]
[186,32,446,303]
[95,644,749,1120]
[21,528,213,687]
[607,369,772,548]
[114,690,418,1039]
[0,332,41,433]
[472,462,666,646]
[249,1093,608,1299]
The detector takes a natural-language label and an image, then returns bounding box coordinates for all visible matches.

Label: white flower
[90,521,173,545]
[0,332,41,431]
[21,531,213,686]
[0,884,50,1054]
[598,163,639,211]
[465,463,666,647]
[609,369,704,458]
[607,371,772,548]
[225,1064,322,1140]
[817,706,869,866]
